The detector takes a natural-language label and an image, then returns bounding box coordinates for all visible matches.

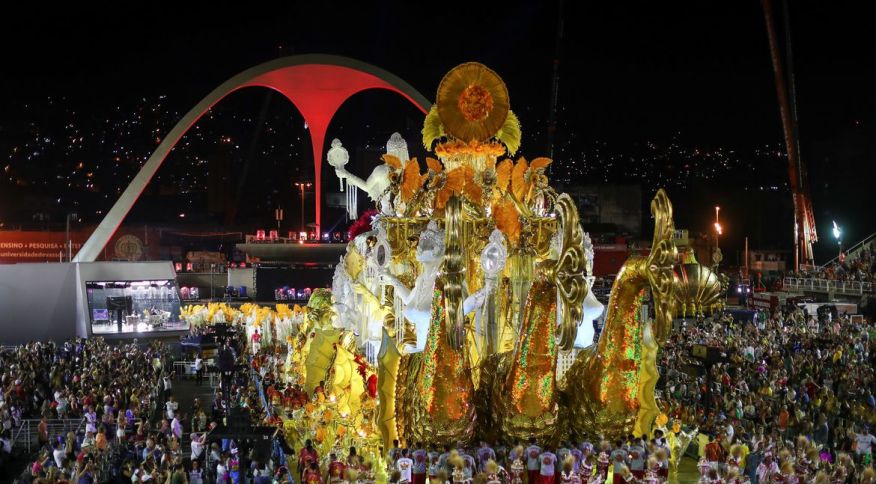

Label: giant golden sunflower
[436,62,510,143]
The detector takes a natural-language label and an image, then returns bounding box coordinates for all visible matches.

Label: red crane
[761,0,818,271]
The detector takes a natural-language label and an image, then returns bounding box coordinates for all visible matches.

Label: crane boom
[760,0,817,271]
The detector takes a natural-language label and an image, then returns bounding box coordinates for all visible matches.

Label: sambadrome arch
[73,54,431,262]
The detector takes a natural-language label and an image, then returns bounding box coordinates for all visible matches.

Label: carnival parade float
[181,62,724,478]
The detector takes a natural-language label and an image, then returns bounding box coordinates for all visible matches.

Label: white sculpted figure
[575,232,605,349]
[380,221,490,353]
[386,132,409,162]
[379,221,444,353]
[326,138,349,190]
[332,138,395,214]
[347,234,388,341]
[465,229,507,343]
[328,138,359,220]
[331,256,356,330]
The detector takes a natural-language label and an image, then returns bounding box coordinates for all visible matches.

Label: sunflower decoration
[423,62,522,155]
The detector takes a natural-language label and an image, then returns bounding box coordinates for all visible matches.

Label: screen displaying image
[85,279,187,334]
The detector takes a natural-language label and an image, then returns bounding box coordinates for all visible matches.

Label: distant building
[564,184,643,239]
[748,249,789,274]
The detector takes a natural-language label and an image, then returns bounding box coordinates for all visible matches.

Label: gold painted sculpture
[393,196,478,446]
[558,190,677,438]
[674,249,729,317]
[477,193,587,442]
[312,62,724,449]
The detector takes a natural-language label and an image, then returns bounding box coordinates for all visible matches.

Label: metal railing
[10,418,85,454]
[821,231,876,268]
[783,277,873,296]
[173,360,197,377]
[244,233,349,244]
[14,423,126,483]
[173,359,220,387]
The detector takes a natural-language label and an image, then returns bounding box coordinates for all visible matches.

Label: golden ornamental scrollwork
[550,193,588,351]
[636,188,678,436]
[645,189,678,343]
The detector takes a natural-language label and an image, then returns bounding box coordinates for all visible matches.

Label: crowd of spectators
[375,437,675,484]
[1,339,164,422]
[791,244,876,283]
[5,283,876,483]
[176,329,286,484]
[0,338,174,483]
[659,308,876,481]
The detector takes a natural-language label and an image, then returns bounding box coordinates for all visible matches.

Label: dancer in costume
[428,446,442,483]
[755,453,778,483]
[595,443,611,483]
[450,455,467,484]
[579,450,595,483]
[641,458,660,484]
[412,444,428,484]
[726,444,743,476]
[299,440,319,481]
[303,462,322,484]
[477,442,496,473]
[560,457,582,484]
[509,446,525,484]
[526,438,543,484]
[327,453,346,484]
[538,446,557,484]
[484,460,502,484]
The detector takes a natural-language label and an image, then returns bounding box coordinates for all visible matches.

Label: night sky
[1,2,873,263]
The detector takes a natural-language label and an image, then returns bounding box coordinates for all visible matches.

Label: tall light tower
[832,221,842,261]
[293,182,313,234]
[713,206,723,268]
